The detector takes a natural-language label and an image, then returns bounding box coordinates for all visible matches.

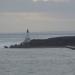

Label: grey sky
[0,0,75,33]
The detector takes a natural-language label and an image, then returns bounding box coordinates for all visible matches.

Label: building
[24,28,31,43]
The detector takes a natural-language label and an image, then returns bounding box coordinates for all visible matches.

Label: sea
[0,32,75,75]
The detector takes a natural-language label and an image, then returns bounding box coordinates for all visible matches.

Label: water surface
[0,48,75,75]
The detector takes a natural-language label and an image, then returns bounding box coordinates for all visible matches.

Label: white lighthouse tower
[24,28,30,43]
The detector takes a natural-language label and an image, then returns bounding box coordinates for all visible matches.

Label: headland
[4,36,75,48]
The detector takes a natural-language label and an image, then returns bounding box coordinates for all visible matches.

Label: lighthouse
[24,28,30,43]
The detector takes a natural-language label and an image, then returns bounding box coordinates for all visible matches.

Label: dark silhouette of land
[4,36,75,48]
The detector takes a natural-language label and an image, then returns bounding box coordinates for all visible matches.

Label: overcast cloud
[0,0,75,33]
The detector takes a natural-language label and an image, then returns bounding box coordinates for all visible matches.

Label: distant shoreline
[4,36,75,49]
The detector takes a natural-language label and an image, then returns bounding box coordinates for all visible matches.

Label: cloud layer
[0,0,75,32]
[0,0,75,12]
[33,0,70,3]
[0,12,75,33]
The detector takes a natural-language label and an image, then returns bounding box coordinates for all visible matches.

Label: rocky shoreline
[4,36,75,48]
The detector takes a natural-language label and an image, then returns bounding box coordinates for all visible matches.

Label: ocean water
[0,33,75,75]
[0,48,75,75]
